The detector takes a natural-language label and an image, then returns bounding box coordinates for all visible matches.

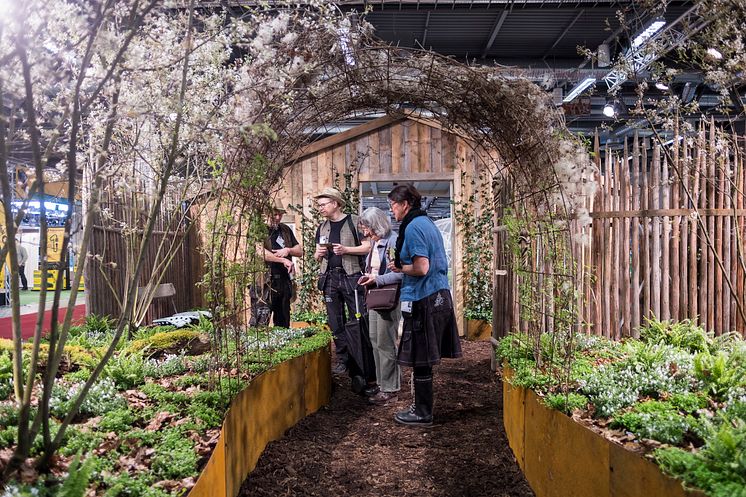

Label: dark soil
[239,340,535,497]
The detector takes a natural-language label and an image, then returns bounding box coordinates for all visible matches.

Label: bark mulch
[239,339,535,497]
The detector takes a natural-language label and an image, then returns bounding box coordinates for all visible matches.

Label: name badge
[276,235,285,248]
[401,301,412,313]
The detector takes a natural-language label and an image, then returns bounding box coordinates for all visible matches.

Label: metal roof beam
[481,9,509,59]
[542,9,584,60]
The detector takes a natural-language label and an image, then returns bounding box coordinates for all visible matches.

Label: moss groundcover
[0,316,331,496]
[497,320,746,497]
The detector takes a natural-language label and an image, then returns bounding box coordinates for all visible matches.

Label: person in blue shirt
[386,184,462,426]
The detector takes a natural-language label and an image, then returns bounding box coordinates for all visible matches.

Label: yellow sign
[47,228,64,263]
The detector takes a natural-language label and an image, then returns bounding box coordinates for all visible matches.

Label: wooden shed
[278,114,498,332]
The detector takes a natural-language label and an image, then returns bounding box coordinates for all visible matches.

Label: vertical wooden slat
[621,137,631,336]
[690,128,702,322]
[430,126,442,173]
[592,135,603,336]
[679,136,689,317]
[641,141,651,322]
[378,127,392,174]
[630,135,641,335]
[603,152,612,338]
[651,143,662,319]
[714,127,724,335]
[612,153,621,339]
[661,154,671,321]
[391,122,402,174]
[698,124,708,328]
[720,134,736,333]
[707,120,717,333]
[671,126,682,321]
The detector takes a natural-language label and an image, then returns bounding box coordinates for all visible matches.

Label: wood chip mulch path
[240,339,535,497]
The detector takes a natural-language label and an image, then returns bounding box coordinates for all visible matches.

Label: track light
[563,77,596,103]
[655,82,669,91]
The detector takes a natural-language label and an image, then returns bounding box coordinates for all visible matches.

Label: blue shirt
[399,216,450,301]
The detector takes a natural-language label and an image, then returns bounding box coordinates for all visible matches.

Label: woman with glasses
[358,207,403,406]
[386,184,462,427]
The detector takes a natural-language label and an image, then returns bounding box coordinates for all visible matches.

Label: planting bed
[497,320,746,497]
[0,316,331,496]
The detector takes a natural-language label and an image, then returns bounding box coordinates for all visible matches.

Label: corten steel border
[502,366,708,497]
[190,344,332,497]
[465,319,492,341]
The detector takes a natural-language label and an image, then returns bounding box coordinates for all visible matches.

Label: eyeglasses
[388,201,398,210]
[317,201,332,209]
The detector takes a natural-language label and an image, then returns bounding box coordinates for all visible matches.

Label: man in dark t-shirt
[250,200,301,328]
[313,187,370,379]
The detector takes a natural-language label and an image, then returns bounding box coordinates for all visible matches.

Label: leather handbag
[365,283,401,311]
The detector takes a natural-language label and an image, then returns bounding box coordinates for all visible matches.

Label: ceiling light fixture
[631,18,667,49]
[655,82,669,91]
[602,100,617,118]
[562,77,596,103]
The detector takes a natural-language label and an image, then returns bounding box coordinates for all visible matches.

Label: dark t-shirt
[268,224,299,277]
[315,215,364,270]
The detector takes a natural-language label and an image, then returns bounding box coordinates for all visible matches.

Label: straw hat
[271,198,286,213]
[313,187,345,207]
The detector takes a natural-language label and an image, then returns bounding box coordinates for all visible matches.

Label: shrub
[104,351,147,390]
[143,354,187,379]
[656,419,746,497]
[151,428,198,480]
[104,473,171,497]
[544,392,588,414]
[694,349,746,402]
[0,352,13,400]
[127,329,201,354]
[50,378,126,418]
[612,400,696,445]
[639,318,710,353]
[99,408,137,433]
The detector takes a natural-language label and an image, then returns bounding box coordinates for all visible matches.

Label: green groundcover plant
[497,319,746,497]
[0,319,331,497]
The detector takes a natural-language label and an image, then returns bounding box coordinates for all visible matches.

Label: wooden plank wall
[281,117,497,331]
[500,123,746,339]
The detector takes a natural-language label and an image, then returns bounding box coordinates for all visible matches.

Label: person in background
[250,200,301,328]
[16,237,28,291]
[358,207,402,406]
[313,187,370,378]
[387,184,462,426]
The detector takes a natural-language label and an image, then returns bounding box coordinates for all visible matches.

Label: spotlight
[655,82,669,91]
[602,99,622,118]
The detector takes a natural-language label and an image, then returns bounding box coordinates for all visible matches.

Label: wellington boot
[394,375,433,427]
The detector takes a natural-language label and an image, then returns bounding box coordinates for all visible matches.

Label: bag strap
[345,214,367,271]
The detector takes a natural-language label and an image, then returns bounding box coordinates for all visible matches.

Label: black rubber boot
[394,375,433,427]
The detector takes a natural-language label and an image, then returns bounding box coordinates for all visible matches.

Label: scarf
[394,208,427,268]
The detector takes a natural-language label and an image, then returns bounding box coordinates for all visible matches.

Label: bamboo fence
[496,121,746,339]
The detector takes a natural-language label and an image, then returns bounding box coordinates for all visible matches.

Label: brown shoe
[368,391,398,406]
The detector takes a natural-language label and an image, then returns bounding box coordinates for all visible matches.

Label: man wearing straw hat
[251,199,302,328]
[313,187,370,375]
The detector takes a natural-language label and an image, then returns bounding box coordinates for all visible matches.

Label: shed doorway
[359,180,454,287]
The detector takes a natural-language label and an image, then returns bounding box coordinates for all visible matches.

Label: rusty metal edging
[501,366,707,497]
[190,345,332,497]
